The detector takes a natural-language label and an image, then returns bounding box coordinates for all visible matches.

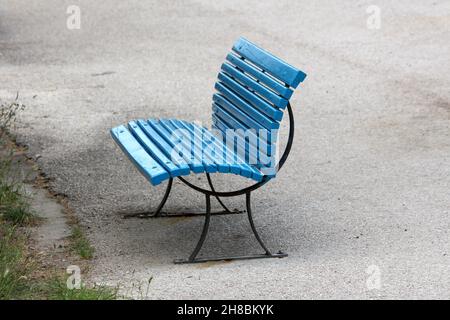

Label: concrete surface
[1,0,449,299]
[25,184,71,252]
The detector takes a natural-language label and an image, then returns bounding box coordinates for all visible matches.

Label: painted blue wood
[158,119,218,173]
[212,115,277,178]
[146,119,206,174]
[136,119,194,172]
[209,115,257,179]
[232,37,307,88]
[173,120,230,174]
[212,115,241,175]
[211,107,263,161]
[184,119,253,179]
[211,100,276,151]
[210,116,241,176]
[226,53,293,99]
[212,92,278,153]
[217,73,284,120]
[211,111,271,167]
[213,91,280,138]
[213,86,279,142]
[165,119,222,174]
[210,115,264,182]
[221,62,288,109]
[128,121,190,177]
[185,121,247,176]
[110,125,169,185]
[111,38,307,184]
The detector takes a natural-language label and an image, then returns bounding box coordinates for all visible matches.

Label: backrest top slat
[232,37,306,88]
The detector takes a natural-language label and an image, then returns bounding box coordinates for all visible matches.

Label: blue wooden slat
[158,119,218,173]
[165,119,222,174]
[217,72,284,120]
[149,119,207,173]
[212,115,241,175]
[182,119,253,179]
[211,111,269,166]
[211,113,255,164]
[213,89,278,142]
[110,125,169,185]
[211,116,277,179]
[221,62,288,109]
[209,117,242,176]
[212,96,277,147]
[213,92,279,132]
[173,120,230,174]
[136,119,193,172]
[211,105,270,163]
[210,115,264,182]
[146,119,205,174]
[226,53,293,99]
[209,116,258,179]
[232,37,307,88]
[128,121,190,177]
[190,121,243,176]
[213,100,277,154]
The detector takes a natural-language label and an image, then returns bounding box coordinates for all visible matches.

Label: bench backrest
[212,37,306,175]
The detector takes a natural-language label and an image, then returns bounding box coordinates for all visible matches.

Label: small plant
[0,155,35,225]
[0,224,28,299]
[0,93,25,140]
[0,95,34,225]
[69,226,95,259]
[36,277,118,300]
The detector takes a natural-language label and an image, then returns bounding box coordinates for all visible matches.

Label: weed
[69,226,95,259]
[0,224,28,299]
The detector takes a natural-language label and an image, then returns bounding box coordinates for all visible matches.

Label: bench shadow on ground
[109,186,331,265]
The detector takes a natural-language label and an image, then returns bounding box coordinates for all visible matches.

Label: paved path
[1,0,449,298]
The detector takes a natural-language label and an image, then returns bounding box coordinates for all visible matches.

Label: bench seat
[111,118,267,186]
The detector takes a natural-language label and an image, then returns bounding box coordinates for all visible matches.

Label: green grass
[0,98,117,299]
[0,155,35,225]
[0,155,33,299]
[69,226,95,260]
[0,224,28,299]
[33,277,118,300]
[0,157,115,299]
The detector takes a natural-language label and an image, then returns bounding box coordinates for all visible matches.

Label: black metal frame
[125,102,295,264]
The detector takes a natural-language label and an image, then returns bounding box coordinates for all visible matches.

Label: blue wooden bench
[111,38,307,263]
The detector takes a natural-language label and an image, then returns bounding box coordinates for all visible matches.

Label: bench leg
[123,175,244,219]
[187,194,212,262]
[122,178,174,218]
[174,191,288,264]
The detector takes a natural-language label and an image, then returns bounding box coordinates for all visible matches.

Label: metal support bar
[126,209,243,218]
[174,252,287,264]
[246,192,271,255]
[122,176,244,219]
[174,190,287,264]
[122,178,173,219]
[187,194,212,262]
[206,173,232,213]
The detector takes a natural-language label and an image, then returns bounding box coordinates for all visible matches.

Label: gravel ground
[1,0,449,299]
